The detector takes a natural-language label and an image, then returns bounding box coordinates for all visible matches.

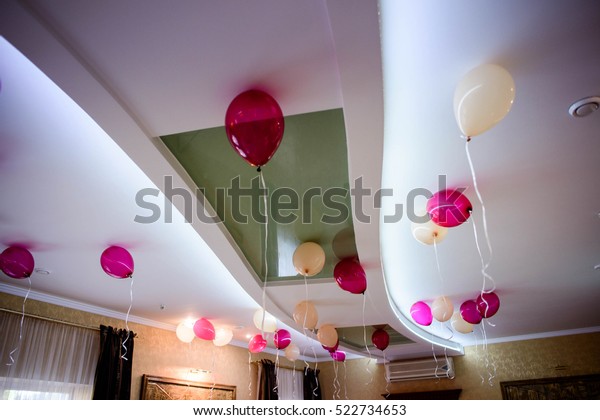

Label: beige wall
[319,332,600,400]
[0,292,305,400]
[3,292,599,400]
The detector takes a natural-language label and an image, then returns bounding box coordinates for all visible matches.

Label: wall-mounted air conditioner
[385,357,454,382]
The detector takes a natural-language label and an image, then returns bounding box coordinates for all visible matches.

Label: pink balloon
[333,258,367,294]
[476,292,500,318]
[410,301,433,326]
[427,189,472,228]
[460,300,482,324]
[193,318,216,340]
[100,246,134,279]
[371,328,390,351]
[331,351,346,362]
[248,334,267,353]
[322,339,339,353]
[0,246,34,279]
[274,329,291,350]
[225,89,284,168]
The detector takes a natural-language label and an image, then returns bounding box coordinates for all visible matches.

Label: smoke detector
[569,96,600,117]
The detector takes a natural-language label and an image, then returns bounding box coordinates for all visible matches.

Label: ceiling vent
[569,96,600,117]
[385,357,454,382]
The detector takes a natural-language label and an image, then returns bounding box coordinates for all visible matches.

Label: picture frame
[500,374,600,400]
[140,374,237,400]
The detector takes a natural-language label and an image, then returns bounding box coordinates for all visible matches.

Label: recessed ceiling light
[569,96,600,117]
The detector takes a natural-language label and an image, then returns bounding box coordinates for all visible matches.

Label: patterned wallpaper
[2,292,598,400]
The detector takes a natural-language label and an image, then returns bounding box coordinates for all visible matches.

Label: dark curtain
[92,325,134,400]
[303,367,322,400]
[258,359,278,400]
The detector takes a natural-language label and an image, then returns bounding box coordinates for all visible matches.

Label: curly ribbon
[292,361,297,400]
[343,360,349,400]
[465,141,496,294]
[383,348,390,398]
[273,351,280,395]
[121,275,134,361]
[333,359,341,400]
[248,352,253,398]
[209,344,216,400]
[6,275,32,366]
[259,171,269,338]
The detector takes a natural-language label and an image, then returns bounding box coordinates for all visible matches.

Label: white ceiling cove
[1,0,599,363]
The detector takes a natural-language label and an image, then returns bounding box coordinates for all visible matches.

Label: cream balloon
[292,242,326,276]
[432,296,454,323]
[284,343,300,361]
[213,327,233,346]
[317,324,338,348]
[454,63,515,138]
[293,300,318,330]
[175,321,195,343]
[411,220,448,245]
[451,312,474,334]
[253,309,277,333]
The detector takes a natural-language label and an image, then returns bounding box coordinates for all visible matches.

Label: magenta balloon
[0,246,34,279]
[225,89,284,168]
[410,301,433,326]
[248,334,267,353]
[100,246,134,279]
[476,292,500,318]
[331,351,346,362]
[371,328,390,351]
[322,339,339,353]
[193,318,216,340]
[333,258,367,294]
[274,329,292,350]
[427,189,472,228]
[460,300,483,324]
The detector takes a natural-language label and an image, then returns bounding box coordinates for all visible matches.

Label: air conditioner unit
[385,357,454,382]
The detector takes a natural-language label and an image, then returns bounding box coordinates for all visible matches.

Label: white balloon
[411,220,448,245]
[213,327,233,346]
[432,296,454,322]
[253,308,277,333]
[451,312,474,334]
[292,242,326,276]
[454,63,515,138]
[176,321,195,343]
[284,344,300,361]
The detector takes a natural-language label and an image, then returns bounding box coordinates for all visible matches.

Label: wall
[318,332,600,400]
[0,292,304,400]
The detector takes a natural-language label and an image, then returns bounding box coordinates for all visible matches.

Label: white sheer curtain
[276,367,303,400]
[0,310,99,400]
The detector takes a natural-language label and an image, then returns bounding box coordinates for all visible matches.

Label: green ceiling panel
[161,108,357,283]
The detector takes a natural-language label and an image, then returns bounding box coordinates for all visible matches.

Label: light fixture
[569,96,600,117]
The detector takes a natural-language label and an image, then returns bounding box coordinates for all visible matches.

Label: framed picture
[140,374,236,400]
[500,374,600,400]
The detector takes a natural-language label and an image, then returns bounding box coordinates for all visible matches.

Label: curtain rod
[0,307,100,332]
[251,360,309,373]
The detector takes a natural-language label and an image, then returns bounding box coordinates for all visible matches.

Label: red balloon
[322,339,339,353]
[333,258,367,294]
[225,89,284,168]
[193,318,216,340]
[249,334,267,353]
[0,246,34,279]
[331,351,346,362]
[100,246,134,279]
[274,329,291,350]
[476,292,500,318]
[427,189,472,228]
[371,328,390,351]
[460,300,482,325]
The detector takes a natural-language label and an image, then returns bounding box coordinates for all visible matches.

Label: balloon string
[432,237,447,298]
[7,275,32,366]
[471,218,496,293]
[259,171,269,338]
[362,293,373,385]
[383,348,390,399]
[311,346,319,398]
[333,359,340,400]
[343,360,348,400]
[443,346,455,379]
[465,141,496,294]
[121,276,134,361]
[248,352,253,398]
[292,361,297,400]
[431,342,440,380]
[273,351,279,395]
[209,344,216,400]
